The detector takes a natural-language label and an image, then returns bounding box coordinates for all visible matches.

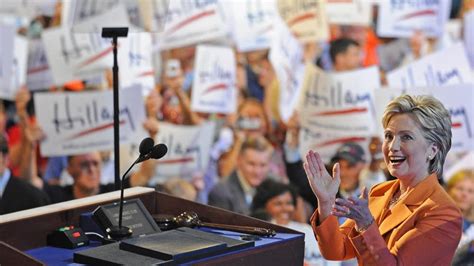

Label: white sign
[160,0,228,49]
[387,42,473,89]
[71,4,131,33]
[269,19,305,122]
[34,86,146,156]
[27,39,54,91]
[432,85,474,152]
[326,0,373,26]
[0,26,15,98]
[299,65,380,162]
[66,0,142,28]
[377,39,410,72]
[373,85,474,153]
[0,0,57,18]
[42,25,128,85]
[277,0,329,43]
[377,0,451,38]
[226,0,278,52]
[120,32,155,96]
[154,122,216,180]
[191,45,237,114]
[0,34,28,100]
[464,10,474,68]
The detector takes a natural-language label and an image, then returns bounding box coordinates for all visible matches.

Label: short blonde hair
[446,169,474,192]
[382,94,452,178]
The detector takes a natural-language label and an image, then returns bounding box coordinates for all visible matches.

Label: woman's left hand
[332,187,374,231]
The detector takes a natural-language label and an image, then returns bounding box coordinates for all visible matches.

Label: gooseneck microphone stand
[101,27,130,240]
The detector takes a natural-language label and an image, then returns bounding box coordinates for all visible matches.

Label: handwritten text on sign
[161,0,227,49]
[377,0,451,38]
[269,18,305,122]
[298,65,380,162]
[387,42,473,89]
[227,0,277,52]
[34,86,146,156]
[191,45,237,114]
[154,122,216,180]
[277,0,329,43]
[373,85,473,153]
[27,39,54,91]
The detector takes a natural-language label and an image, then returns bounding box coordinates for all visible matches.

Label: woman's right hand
[304,150,340,204]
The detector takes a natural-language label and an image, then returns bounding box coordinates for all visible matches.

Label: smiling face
[449,178,474,213]
[265,191,295,226]
[382,113,438,184]
[237,149,272,188]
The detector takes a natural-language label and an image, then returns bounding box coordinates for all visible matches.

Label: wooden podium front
[0,187,304,265]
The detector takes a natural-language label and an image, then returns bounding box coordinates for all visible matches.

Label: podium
[0,187,304,265]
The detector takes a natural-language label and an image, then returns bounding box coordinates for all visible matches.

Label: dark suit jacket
[311,174,462,265]
[0,176,50,215]
[208,171,250,215]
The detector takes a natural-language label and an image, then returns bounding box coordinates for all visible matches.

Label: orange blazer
[310,174,462,266]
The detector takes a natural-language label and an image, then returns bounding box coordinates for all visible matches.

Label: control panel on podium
[0,187,304,266]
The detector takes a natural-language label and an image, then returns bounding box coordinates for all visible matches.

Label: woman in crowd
[446,169,474,249]
[304,94,462,265]
[251,179,340,266]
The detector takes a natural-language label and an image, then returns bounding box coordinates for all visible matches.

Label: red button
[72,232,81,238]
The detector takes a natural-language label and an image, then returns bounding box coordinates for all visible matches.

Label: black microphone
[136,143,168,163]
[105,139,167,241]
[134,137,155,164]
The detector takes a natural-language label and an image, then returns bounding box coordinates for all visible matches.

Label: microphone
[135,143,168,164]
[134,137,155,164]
[106,139,168,241]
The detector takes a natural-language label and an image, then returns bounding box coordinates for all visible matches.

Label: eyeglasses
[78,160,100,170]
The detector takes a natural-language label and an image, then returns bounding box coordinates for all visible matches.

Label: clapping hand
[304,150,340,204]
[332,187,374,232]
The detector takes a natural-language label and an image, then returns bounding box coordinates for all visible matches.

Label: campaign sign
[0,34,28,100]
[191,45,237,114]
[373,85,473,153]
[464,10,474,68]
[226,0,278,52]
[326,0,373,26]
[377,0,451,38]
[27,39,54,91]
[120,32,155,97]
[160,0,228,49]
[277,0,329,43]
[65,0,142,28]
[387,42,473,89]
[269,18,305,122]
[0,26,15,99]
[34,85,146,156]
[154,122,216,179]
[298,65,380,162]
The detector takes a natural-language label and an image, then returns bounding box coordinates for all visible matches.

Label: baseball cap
[331,142,366,165]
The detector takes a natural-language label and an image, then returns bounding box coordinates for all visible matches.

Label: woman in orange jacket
[304,94,462,265]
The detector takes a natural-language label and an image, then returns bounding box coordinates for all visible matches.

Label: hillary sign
[191,45,237,114]
[154,122,216,179]
[34,86,146,156]
[298,65,380,162]
[277,0,329,43]
[387,42,472,89]
[160,0,227,49]
[377,0,451,38]
[374,85,473,153]
[226,0,278,52]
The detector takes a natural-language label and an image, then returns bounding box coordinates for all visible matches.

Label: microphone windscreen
[150,143,168,159]
[139,137,155,155]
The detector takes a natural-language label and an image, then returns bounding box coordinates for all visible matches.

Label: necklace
[389,189,409,209]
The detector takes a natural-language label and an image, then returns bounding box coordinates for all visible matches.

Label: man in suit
[208,136,273,215]
[0,135,50,215]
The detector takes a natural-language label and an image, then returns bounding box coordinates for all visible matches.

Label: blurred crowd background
[0,0,473,265]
